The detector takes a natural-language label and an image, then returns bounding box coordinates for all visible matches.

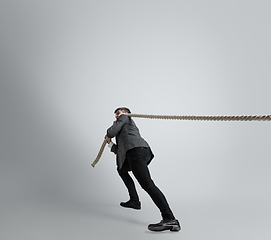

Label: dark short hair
[114,107,131,114]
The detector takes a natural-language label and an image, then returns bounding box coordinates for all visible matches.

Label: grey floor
[1,189,270,240]
[1,151,270,240]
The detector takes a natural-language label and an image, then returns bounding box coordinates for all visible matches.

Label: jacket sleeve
[107,114,128,138]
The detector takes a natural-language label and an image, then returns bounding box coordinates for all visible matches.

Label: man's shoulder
[118,114,130,121]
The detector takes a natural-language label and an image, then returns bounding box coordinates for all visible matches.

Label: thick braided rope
[128,114,271,121]
[91,114,270,167]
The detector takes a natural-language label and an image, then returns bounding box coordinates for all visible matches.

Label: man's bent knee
[139,178,156,191]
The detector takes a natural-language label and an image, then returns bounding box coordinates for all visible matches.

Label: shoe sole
[148,225,181,232]
[120,204,141,210]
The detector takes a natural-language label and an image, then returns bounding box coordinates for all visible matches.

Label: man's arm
[107,114,128,138]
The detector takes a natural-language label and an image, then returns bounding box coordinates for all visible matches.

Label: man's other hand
[104,135,111,144]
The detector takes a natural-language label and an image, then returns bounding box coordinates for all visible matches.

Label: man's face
[115,110,126,119]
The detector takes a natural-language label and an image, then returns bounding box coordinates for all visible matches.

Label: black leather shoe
[148,219,181,232]
[120,200,141,210]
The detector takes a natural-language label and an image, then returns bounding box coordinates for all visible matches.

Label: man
[105,107,181,232]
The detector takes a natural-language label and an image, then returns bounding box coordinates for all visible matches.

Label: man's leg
[126,147,175,220]
[117,161,141,209]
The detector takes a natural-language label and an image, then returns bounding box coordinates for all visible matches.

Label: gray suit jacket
[107,114,154,169]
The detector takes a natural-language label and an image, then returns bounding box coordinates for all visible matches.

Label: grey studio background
[0,1,270,240]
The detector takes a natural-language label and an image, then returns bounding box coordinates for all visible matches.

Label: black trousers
[117,147,175,220]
